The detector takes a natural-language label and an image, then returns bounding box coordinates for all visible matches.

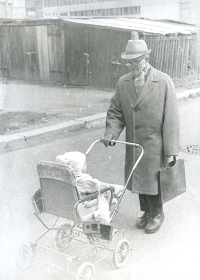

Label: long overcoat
[105,66,180,195]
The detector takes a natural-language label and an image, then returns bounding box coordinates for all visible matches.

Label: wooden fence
[143,34,196,78]
[189,29,200,74]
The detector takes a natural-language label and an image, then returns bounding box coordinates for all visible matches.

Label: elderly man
[103,40,180,233]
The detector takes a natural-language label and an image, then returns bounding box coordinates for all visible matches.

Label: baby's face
[82,161,87,173]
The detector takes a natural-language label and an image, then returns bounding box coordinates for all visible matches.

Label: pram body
[16,139,144,280]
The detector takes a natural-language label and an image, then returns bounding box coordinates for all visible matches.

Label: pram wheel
[55,223,73,249]
[76,262,95,280]
[113,239,130,268]
[15,242,36,270]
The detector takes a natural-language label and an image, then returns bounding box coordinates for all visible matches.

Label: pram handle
[85,139,144,175]
[85,138,144,194]
[85,138,144,223]
[85,138,144,156]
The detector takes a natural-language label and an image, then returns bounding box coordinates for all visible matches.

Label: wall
[0,21,198,88]
[0,23,63,82]
[0,22,130,88]
[63,23,130,88]
[141,2,180,20]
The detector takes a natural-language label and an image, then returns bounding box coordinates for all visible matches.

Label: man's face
[126,56,147,78]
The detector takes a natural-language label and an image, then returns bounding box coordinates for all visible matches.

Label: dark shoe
[145,213,165,234]
[136,212,151,229]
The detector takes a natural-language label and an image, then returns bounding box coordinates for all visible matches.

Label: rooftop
[0,17,198,35]
[61,17,199,35]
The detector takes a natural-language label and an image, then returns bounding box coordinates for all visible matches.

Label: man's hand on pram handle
[101,134,116,147]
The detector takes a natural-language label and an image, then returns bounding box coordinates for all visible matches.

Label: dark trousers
[139,192,163,217]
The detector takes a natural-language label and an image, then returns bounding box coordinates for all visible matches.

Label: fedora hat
[121,40,151,60]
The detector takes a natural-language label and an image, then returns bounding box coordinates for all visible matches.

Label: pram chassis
[16,139,144,279]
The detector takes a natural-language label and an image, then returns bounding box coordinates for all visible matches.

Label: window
[124,7,129,15]
[83,10,89,16]
[60,12,69,16]
[115,8,120,15]
[110,8,114,16]
[66,5,142,18]
[52,0,56,6]
[130,6,140,15]
[101,9,106,15]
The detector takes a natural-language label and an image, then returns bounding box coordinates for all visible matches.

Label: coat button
[135,126,139,130]
[134,107,138,112]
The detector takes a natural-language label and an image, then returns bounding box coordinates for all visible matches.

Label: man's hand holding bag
[159,156,186,203]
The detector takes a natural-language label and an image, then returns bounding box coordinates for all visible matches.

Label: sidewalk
[0,79,200,153]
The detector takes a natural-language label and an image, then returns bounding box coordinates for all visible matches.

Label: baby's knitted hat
[56,151,86,172]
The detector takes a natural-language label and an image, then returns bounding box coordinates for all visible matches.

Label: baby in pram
[56,151,124,200]
[56,151,124,223]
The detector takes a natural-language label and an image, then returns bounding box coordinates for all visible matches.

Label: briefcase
[159,156,186,203]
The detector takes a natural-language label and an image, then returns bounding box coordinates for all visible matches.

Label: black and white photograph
[0,1,200,279]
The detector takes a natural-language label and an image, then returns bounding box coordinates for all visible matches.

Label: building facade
[26,0,43,18]
[0,0,26,19]
[1,1,198,25]
[42,0,200,26]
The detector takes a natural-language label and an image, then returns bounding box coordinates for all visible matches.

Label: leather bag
[159,156,186,203]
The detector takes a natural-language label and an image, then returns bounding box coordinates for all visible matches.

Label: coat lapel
[135,67,158,106]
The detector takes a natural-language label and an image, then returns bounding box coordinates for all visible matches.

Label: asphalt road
[0,99,200,280]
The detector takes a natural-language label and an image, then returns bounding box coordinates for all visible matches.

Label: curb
[176,88,200,100]
[0,113,106,153]
[1,88,200,153]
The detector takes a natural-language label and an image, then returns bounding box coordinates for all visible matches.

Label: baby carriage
[16,139,144,280]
